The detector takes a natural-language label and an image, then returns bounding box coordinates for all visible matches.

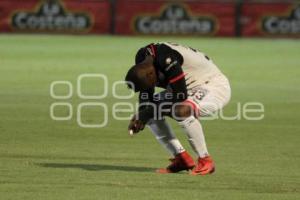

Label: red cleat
[156,151,195,174]
[190,156,215,175]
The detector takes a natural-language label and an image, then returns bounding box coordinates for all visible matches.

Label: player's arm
[137,88,156,124]
[138,88,154,110]
[128,88,155,134]
[156,44,187,103]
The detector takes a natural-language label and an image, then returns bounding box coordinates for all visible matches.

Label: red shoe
[156,151,195,174]
[190,156,215,175]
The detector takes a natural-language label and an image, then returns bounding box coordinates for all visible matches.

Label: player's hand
[128,115,145,135]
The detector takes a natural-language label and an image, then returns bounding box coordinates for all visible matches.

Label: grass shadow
[37,162,156,173]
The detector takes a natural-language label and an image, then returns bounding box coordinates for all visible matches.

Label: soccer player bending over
[125,42,231,175]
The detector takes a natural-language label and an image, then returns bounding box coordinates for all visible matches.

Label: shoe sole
[190,167,215,176]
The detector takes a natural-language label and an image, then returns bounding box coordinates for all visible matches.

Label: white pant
[186,73,231,117]
[155,73,231,118]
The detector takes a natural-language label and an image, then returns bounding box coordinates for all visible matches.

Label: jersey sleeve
[138,88,154,116]
[139,88,154,105]
[137,88,155,124]
[155,44,187,103]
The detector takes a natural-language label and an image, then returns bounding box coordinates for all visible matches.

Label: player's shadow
[37,162,156,173]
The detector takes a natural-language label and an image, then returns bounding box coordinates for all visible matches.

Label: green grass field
[0,34,299,200]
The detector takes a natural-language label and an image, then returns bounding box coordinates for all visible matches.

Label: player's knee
[174,104,192,120]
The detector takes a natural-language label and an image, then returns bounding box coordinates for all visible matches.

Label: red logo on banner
[134,4,216,35]
[11,0,92,32]
[261,4,300,35]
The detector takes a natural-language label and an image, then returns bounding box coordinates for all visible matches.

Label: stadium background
[0,0,299,200]
[0,0,299,37]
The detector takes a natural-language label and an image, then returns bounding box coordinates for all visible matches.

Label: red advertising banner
[0,0,110,34]
[241,3,300,37]
[114,0,236,36]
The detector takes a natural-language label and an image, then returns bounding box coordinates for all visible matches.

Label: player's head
[125,56,157,92]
